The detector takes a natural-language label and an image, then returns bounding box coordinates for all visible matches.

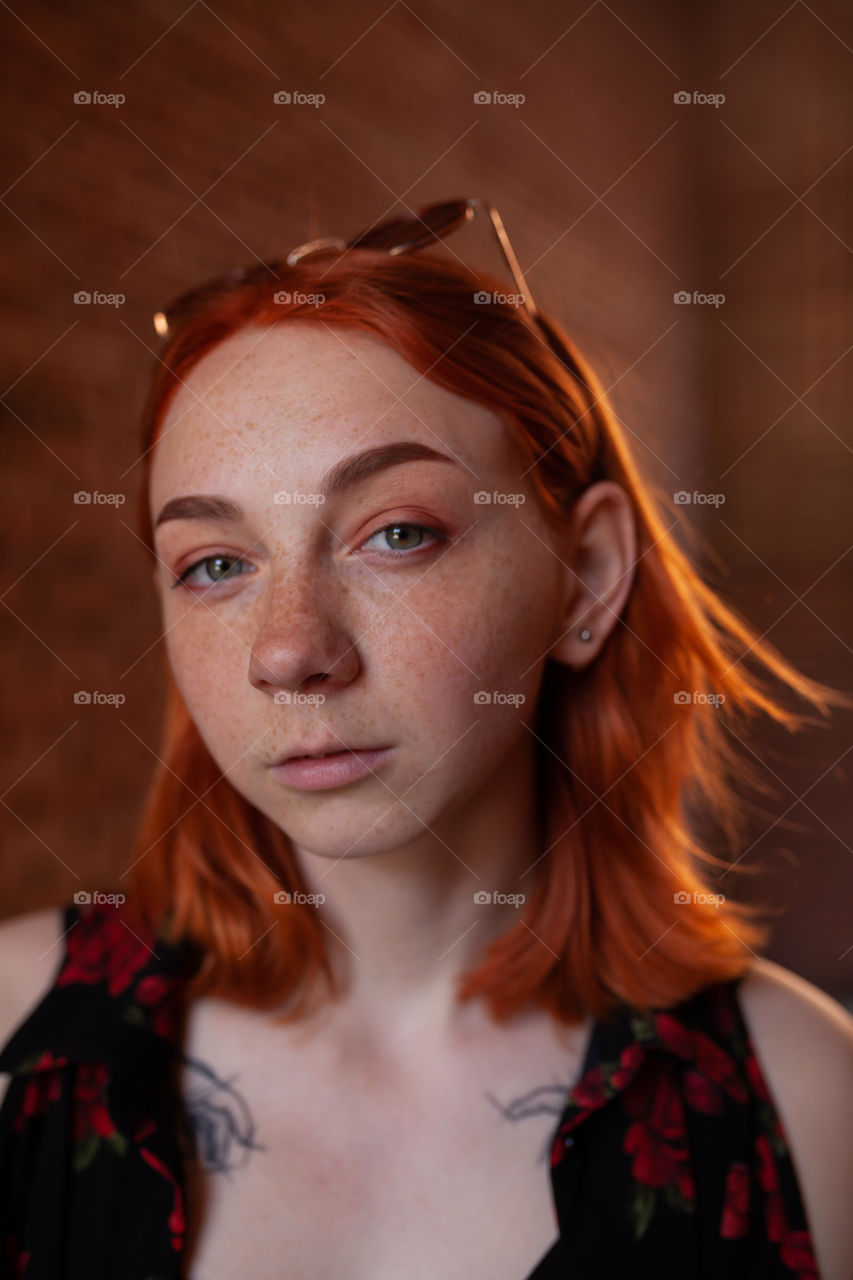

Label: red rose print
[654,1012,694,1058]
[58,903,154,997]
[779,1229,818,1276]
[135,975,169,1005]
[73,1062,118,1144]
[568,1044,648,1114]
[168,1186,186,1238]
[623,1066,695,1201]
[130,973,184,1041]
[755,1134,791,1246]
[134,1117,156,1142]
[140,1142,187,1252]
[570,1063,609,1109]
[720,1161,750,1238]
[611,1043,646,1090]
[765,1191,786,1244]
[756,1133,778,1193]
[14,1055,65,1132]
[657,1013,747,1105]
[1,1234,30,1280]
[690,1031,747,1103]
[683,1067,724,1115]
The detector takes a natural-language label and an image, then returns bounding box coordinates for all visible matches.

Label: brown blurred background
[1,1,851,1004]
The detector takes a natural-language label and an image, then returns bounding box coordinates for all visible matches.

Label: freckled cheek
[374,567,553,729]
[162,618,256,752]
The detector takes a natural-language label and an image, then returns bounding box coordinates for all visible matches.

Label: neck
[291,733,545,1057]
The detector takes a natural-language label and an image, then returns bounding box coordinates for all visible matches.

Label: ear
[546,481,637,671]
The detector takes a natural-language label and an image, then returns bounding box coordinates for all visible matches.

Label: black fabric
[0,900,821,1279]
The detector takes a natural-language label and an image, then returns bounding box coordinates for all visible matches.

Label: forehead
[149,321,514,502]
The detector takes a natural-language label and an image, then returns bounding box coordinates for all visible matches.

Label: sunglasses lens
[348,200,471,254]
[154,260,285,336]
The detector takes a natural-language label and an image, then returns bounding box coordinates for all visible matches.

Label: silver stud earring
[579,628,592,641]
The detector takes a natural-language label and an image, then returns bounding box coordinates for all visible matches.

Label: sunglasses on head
[152,197,585,391]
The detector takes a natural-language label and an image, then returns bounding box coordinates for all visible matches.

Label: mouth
[268,745,395,791]
[271,745,387,766]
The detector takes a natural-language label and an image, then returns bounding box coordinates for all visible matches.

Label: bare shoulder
[0,906,67,1070]
[737,955,853,1280]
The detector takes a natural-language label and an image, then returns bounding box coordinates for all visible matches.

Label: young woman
[1,199,851,1280]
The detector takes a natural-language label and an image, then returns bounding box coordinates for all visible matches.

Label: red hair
[124,247,850,1027]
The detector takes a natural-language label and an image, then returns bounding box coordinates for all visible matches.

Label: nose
[247,573,361,698]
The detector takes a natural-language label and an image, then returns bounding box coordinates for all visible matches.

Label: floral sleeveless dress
[0,900,821,1279]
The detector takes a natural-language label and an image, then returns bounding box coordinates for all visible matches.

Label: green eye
[173,555,248,589]
[362,522,444,554]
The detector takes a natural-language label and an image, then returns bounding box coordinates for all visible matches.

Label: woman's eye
[360,522,445,555]
[172,554,250,590]
[171,523,445,592]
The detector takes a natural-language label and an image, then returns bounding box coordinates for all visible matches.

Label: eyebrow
[153,440,462,531]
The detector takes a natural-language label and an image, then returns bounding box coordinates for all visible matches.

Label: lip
[270,739,387,766]
[269,747,394,791]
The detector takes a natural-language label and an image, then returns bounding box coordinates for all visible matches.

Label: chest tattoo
[176,1052,265,1176]
[483,1081,573,1165]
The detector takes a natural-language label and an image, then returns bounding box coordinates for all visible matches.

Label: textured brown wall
[1,1,850,998]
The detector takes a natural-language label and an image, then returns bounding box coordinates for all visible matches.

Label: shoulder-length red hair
[124,246,849,1027]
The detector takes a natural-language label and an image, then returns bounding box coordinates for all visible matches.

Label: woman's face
[149,321,573,863]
